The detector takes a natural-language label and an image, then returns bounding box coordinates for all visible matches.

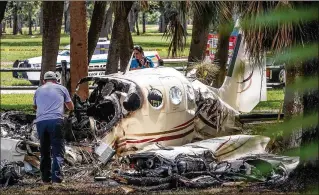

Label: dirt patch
[1,181,298,195]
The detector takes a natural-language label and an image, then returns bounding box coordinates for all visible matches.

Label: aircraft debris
[111,135,299,191]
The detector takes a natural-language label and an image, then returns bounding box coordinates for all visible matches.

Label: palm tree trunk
[12,4,18,35]
[0,1,7,23]
[211,21,234,88]
[64,1,70,34]
[70,1,88,99]
[128,8,135,32]
[135,11,139,35]
[287,58,319,192]
[119,19,133,72]
[100,5,113,39]
[2,22,5,33]
[142,12,146,34]
[28,9,32,35]
[158,1,165,33]
[283,64,303,151]
[39,4,43,35]
[106,1,133,74]
[183,17,188,36]
[88,1,107,63]
[188,10,210,63]
[40,1,64,83]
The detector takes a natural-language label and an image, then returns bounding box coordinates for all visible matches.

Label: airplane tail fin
[216,33,267,113]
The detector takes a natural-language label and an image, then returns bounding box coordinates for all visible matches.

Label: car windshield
[58,50,70,56]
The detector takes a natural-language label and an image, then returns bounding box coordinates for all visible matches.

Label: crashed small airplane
[69,34,267,163]
[1,34,299,189]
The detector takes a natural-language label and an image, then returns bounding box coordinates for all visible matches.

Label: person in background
[130,45,154,70]
[33,71,74,184]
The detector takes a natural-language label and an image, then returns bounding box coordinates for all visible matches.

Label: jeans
[36,119,65,183]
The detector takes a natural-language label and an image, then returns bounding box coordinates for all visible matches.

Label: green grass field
[1,25,192,62]
[0,89,284,113]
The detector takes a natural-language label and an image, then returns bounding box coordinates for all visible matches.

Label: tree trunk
[188,10,210,63]
[34,19,37,31]
[284,7,319,191]
[106,1,133,74]
[119,19,133,72]
[183,17,188,36]
[88,1,107,63]
[70,1,88,99]
[39,4,43,35]
[40,1,64,83]
[135,11,139,35]
[0,1,7,23]
[158,1,165,33]
[13,4,18,35]
[211,22,234,88]
[2,22,5,33]
[100,5,113,39]
[286,58,319,192]
[18,13,23,35]
[64,1,70,34]
[28,9,32,35]
[128,8,135,32]
[142,12,146,34]
[283,64,303,152]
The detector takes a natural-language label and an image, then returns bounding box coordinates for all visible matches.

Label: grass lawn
[0,93,34,113]
[1,25,192,62]
[0,89,284,113]
[253,89,284,112]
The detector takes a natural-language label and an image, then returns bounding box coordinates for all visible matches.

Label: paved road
[1,89,36,94]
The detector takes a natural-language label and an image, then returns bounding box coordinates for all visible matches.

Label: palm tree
[70,1,88,99]
[240,1,318,192]
[40,1,64,83]
[106,1,134,74]
[0,1,7,23]
[188,2,215,63]
[88,1,107,63]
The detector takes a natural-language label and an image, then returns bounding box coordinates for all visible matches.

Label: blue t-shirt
[130,57,154,69]
[33,82,72,123]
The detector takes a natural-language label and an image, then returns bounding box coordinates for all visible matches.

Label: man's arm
[65,101,74,111]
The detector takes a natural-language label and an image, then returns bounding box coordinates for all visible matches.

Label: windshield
[58,50,70,56]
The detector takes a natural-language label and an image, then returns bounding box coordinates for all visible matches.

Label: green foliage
[144,11,161,24]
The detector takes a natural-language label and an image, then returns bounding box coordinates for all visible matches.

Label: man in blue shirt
[130,45,154,70]
[33,71,74,183]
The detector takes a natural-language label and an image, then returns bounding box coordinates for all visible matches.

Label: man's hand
[65,101,74,111]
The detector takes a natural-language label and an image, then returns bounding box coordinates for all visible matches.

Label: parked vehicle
[266,57,285,88]
[12,38,163,85]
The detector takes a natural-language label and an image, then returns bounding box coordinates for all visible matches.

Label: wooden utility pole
[70,1,88,99]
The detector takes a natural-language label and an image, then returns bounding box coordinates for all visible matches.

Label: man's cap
[44,71,57,80]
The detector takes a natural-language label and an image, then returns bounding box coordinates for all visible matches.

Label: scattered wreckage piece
[0,160,24,187]
[110,135,299,191]
[0,111,102,186]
